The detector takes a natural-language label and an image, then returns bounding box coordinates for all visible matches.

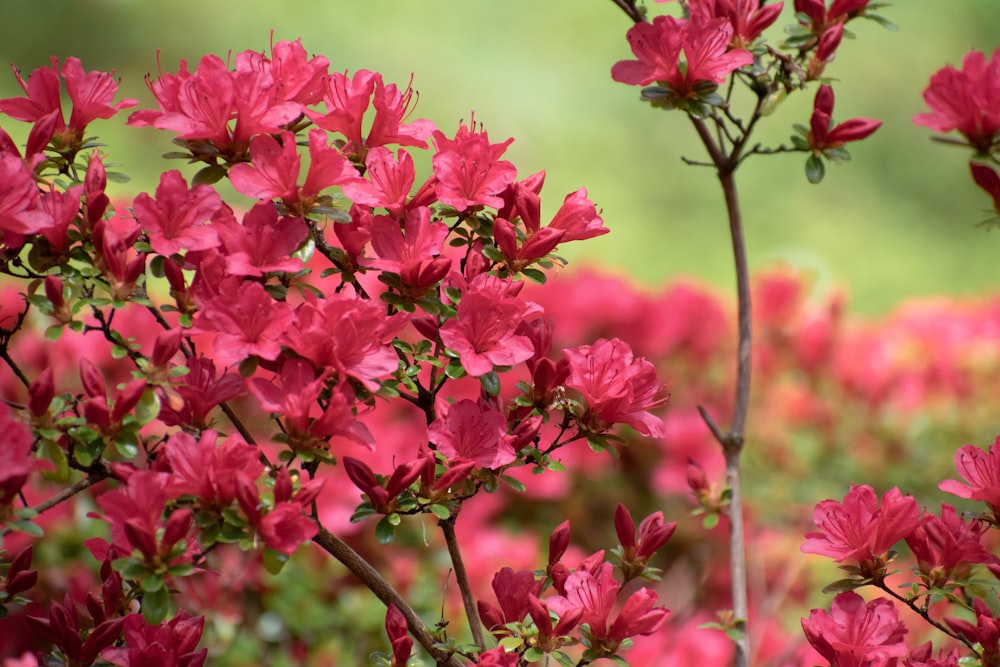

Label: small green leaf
[140,574,165,593]
[192,164,227,185]
[523,647,545,662]
[135,388,161,426]
[702,513,720,529]
[501,475,526,493]
[44,325,63,341]
[805,154,825,184]
[141,585,170,624]
[262,547,289,575]
[498,636,523,651]
[375,516,396,544]
[479,371,500,397]
[520,267,547,284]
[387,512,401,526]
[429,504,450,520]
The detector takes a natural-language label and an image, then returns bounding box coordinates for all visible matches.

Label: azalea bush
[1,1,1000,667]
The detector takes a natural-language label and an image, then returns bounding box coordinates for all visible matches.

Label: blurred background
[1,0,998,313]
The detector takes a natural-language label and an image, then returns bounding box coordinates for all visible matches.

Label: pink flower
[341,146,417,215]
[194,280,296,365]
[161,431,264,510]
[563,338,667,438]
[0,153,51,246]
[0,402,35,517]
[611,16,753,98]
[215,201,308,276]
[971,162,1000,216]
[689,0,784,48]
[384,605,413,667]
[228,129,361,215]
[305,69,435,159]
[801,592,908,667]
[477,568,538,633]
[281,291,408,390]
[131,170,224,256]
[614,503,677,578]
[808,85,882,154]
[914,48,1000,153]
[431,118,517,211]
[0,57,137,149]
[802,485,922,578]
[101,611,207,667]
[939,437,1000,515]
[905,504,995,587]
[157,357,246,431]
[427,399,517,469]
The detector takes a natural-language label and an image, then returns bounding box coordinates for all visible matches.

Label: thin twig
[440,515,486,650]
[312,526,465,667]
[690,115,752,667]
[0,469,111,537]
[608,0,646,23]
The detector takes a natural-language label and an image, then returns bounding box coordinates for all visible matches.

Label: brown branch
[608,0,646,23]
[690,115,752,667]
[440,515,486,650]
[0,469,111,537]
[312,526,465,667]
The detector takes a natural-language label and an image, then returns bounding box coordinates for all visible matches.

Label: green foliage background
[0,0,997,313]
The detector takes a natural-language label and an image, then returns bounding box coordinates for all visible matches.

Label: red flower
[807,85,882,153]
[614,503,677,578]
[690,0,784,48]
[801,592,908,667]
[281,291,408,390]
[0,56,136,150]
[439,278,539,377]
[157,357,246,431]
[427,399,517,469]
[101,611,207,667]
[971,162,1000,216]
[194,280,296,366]
[477,568,538,634]
[0,153,51,247]
[341,146,417,215]
[215,201,308,277]
[162,431,264,511]
[431,118,517,211]
[795,0,874,34]
[914,48,1000,154]
[939,437,1000,516]
[563,338,667,438]
[305,69,435,160]
[946,598,1000,667]
[228,129,360,215]
[131,169,224,256]
[801,485,922,578]
[611,16,753,98]
[905,504,995,588]
[384,605,413,667]
[0,402,35,519]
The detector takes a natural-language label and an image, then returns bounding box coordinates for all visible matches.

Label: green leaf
[479,371,500,397]
[111,344,129,360]
[140,573,165,593]
[501,475,526,493]
[498,636,523,651]
[38,440,69,483]
[702,513,720,530]
[822,578,866,594]
[192,164,227,185]
[429,504,451,520]
[114,435,139,460]
[444,361,467,380]
[607,655,631,667]
[167,563,196,577]
[105,171,131,184]
[805,154,825,184]
[387,512,401,526]
[520,267,547,284]
[135,388,161,426]
[375,516,396,544]
[141,585,170,624]
[865,13,898,30]
[44,325,63,341]
[262,547,289,575]
[523,647,545,662]
[9,519,43,537]
[238,356,259,378]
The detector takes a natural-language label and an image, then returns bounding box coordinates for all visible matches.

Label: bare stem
[0,469,110,537]
[875,581,977,653]
[312,526,465,667]
[440,514,486,650]
[691,115,752,667]
[607,0,645,23]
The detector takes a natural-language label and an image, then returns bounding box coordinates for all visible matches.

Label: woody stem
[440,514,487,650]
[313,525,465,667]
[691,115,752,667]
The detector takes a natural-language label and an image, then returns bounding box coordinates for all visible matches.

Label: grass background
[0,0,998,313]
